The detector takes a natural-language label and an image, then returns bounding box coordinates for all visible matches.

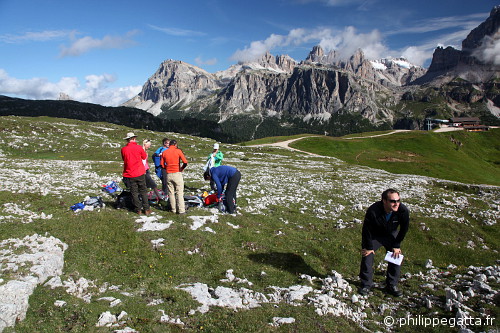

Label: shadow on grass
[248,252,325,279]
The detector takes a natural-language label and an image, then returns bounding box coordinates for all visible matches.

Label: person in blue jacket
[203,165,241,214]
[152,138,169,191]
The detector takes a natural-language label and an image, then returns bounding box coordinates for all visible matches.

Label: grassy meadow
[0,116,498,333]
[290,129,500,186]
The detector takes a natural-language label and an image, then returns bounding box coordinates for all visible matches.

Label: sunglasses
[388,199,401,203]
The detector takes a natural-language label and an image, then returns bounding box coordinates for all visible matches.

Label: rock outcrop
[122,60,224,116]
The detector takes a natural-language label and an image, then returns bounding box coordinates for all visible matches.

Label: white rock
[96,311,117,327]
[54,300,67,307]
[270,317,295,326]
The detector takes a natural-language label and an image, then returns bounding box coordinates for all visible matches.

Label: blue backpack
[152,147,167,179]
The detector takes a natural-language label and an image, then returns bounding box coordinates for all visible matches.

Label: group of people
[121,132,241,215]
[122,132,411,298]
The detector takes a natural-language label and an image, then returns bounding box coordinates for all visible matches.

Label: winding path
[249,130,412,155]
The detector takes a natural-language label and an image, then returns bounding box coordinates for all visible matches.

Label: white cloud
[387,13,488,35]
[0,69,141,106]
[324,0,365,6]
[400,46,433,67]
[0,30,75,43]
[230,26,389,63]
[473,33,500,65]
[59,31,138,57]
[318,26,388,60]
[294,0,367,7]
[194,56,218,66]
[148,25,206,37]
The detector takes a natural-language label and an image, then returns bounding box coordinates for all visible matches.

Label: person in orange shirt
[160,139,188,214]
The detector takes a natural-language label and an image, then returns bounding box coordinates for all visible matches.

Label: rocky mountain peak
[418,5,500,84]
[305,45,325,62]
[122,5,499,133]
[462,5,500,50]
[122,59,224,116]
[58,92,72,101]
[245,52,297,73]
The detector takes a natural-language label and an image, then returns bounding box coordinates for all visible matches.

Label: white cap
[213,143,219,149]
[124,132,137,140]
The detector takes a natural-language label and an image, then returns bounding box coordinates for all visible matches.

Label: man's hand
[361,249,374,257]
[392,248,402,258]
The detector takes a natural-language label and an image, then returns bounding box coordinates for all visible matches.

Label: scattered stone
[114,327,138,333]
[147,299,164,306]
[159,310,185,326]
[96,311,128,327]
[151,238,165,249]
[269,317,295,326]
[135,216,173,232]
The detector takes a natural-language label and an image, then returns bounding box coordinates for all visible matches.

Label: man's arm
[211,173,223,199]
[361,209,376,251]
[179,151,188,171]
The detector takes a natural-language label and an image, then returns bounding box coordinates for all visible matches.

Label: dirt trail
[250,137,322,156]
[248,130,411,154]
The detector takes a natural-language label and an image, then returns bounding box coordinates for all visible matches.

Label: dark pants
[225,170,241,214]
[145,169,157,189]
[359,234,401,288]
[123,174,149,213]
[161,168,168,193]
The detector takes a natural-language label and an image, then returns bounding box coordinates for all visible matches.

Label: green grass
[0,116,498,333]
[290,129,500,186]
[239,133,317,146]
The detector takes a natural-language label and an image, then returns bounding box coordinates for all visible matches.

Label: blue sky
[0,0,498,106]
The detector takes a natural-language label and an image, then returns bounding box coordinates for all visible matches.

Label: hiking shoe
[358,286,372,296]
[136,211,142,216]
[385,285,402,297]
[144,209,152,216]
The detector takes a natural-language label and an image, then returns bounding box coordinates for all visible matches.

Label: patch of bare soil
[377,157,410,162]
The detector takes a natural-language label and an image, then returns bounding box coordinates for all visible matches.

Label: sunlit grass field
[0,116,498,333]
[290,129,500,186]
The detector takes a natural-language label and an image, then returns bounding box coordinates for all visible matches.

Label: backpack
[115,191,135,210]
[152,147,167,169]
[101,180,122,197]
[184,195,204,208]
[148,190,167,203]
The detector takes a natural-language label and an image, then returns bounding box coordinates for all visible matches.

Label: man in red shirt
[121,132,151,215]
[160,139,188,214]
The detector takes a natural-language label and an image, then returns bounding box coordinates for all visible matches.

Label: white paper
[384,251,404,266]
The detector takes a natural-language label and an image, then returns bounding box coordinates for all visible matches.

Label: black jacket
[361,201,410,250]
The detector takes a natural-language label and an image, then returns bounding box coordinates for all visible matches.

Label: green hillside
[0,116,498,333]
[291,129,500,186]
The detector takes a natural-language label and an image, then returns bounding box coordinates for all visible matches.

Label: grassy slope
[0,116,498,333]
[290,129,500,186]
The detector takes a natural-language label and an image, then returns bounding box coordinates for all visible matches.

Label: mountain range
[118,6,500,142]
[1,6,499,143]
